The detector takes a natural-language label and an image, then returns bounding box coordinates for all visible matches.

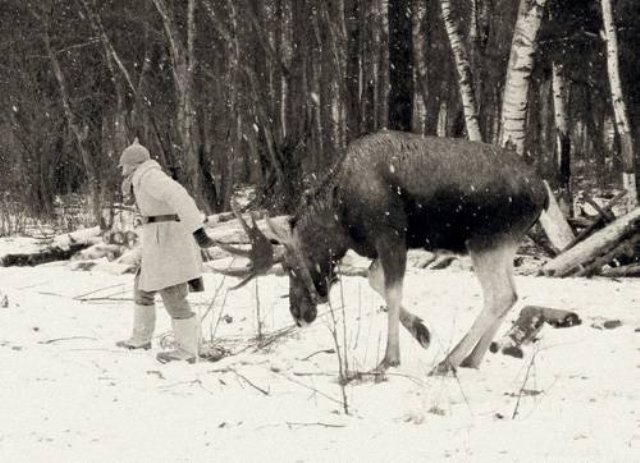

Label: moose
[225,130,548,374]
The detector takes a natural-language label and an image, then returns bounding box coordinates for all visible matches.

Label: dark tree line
[1,0,640,229]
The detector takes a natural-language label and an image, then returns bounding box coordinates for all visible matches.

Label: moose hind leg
[460,244,518,368]
[368,260,430,350]
[433,242,518,374]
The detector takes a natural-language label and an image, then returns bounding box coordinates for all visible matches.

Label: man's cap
[119,138,150,167]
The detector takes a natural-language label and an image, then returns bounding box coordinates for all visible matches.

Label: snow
[1,239,639,462]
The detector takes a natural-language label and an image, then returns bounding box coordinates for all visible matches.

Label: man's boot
[116,304,156,350]
[156,315,200,363]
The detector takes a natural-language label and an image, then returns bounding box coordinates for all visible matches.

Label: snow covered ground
[1,238,639,462]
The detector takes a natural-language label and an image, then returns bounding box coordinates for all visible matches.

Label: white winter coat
[132,160,203,291]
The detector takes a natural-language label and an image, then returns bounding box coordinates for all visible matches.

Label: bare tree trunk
[345,0,361,140]
[499,0,574,251]
[320,0,347,153]
[307,6,330,168]
[80,0,128,148]
[221,0,242,211]
[80,0,129,220]
[411,0,429,134]
[377,0,390,129]
[552,62,572,215]
[601,0,638,211]
[469,0,479,43]
[39,15,103,228]
[585,91,608,186]
[499,0,548,154]
[471,0,492,142]
[273,0,286,146]
[152,0,209,212]
[388,0,413,131]
[440,0,482,141]
[359,3,377,134]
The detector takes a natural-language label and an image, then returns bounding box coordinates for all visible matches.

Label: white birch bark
[552,63,569,147]
[499,0,548,154]
[500,0,575,251]
[440,0,482,141]
[601,0,637,210]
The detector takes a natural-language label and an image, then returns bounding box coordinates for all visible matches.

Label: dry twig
[512,347,539,419]
[229,367,270,396]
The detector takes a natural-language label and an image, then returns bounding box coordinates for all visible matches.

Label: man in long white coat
[116,139,215,363]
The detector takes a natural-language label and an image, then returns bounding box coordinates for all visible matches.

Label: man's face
[120,163,136,177]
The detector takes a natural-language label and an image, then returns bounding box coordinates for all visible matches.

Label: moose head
[218,208,335,327]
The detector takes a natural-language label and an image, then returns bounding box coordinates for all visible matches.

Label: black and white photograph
[1,0,639,461]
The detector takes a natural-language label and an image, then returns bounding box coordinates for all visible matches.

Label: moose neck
[293,186,349,267]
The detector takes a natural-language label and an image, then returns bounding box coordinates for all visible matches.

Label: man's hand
[193,228,216,248]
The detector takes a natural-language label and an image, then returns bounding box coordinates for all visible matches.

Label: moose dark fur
[242,130,548,374]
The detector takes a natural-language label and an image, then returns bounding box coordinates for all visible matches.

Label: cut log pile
[542,206,640,277]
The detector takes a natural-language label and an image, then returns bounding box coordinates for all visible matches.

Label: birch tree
[499,0,547,154]
[440,0,482,141]
[500,0,574,251]
[601,0,637,210]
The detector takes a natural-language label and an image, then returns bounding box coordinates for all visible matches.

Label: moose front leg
[374,239,407,370]
[368,259,430,349]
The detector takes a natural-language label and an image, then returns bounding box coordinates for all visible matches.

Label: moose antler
[216,206,280,289]
[265,214,324,305]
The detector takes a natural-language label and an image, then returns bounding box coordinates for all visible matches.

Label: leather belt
[144,214,180,224]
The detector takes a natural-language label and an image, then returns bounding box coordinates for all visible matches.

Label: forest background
[1,0,639,233]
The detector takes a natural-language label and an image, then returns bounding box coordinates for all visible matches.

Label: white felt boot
[116,304,156,350]
[156,316,200,363]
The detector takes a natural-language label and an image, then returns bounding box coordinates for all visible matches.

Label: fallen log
[0,227,103,267]
[600,263,640,278]
[490,305,582,358]
[537,181,575,253]
[541,207,640,277]
[1,242,92,267]
[561,190,627,253]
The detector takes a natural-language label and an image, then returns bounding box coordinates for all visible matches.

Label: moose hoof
[429,361,456,377]
[375,356,400,372]
[459,357,481,369]
[413,323,431,350]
